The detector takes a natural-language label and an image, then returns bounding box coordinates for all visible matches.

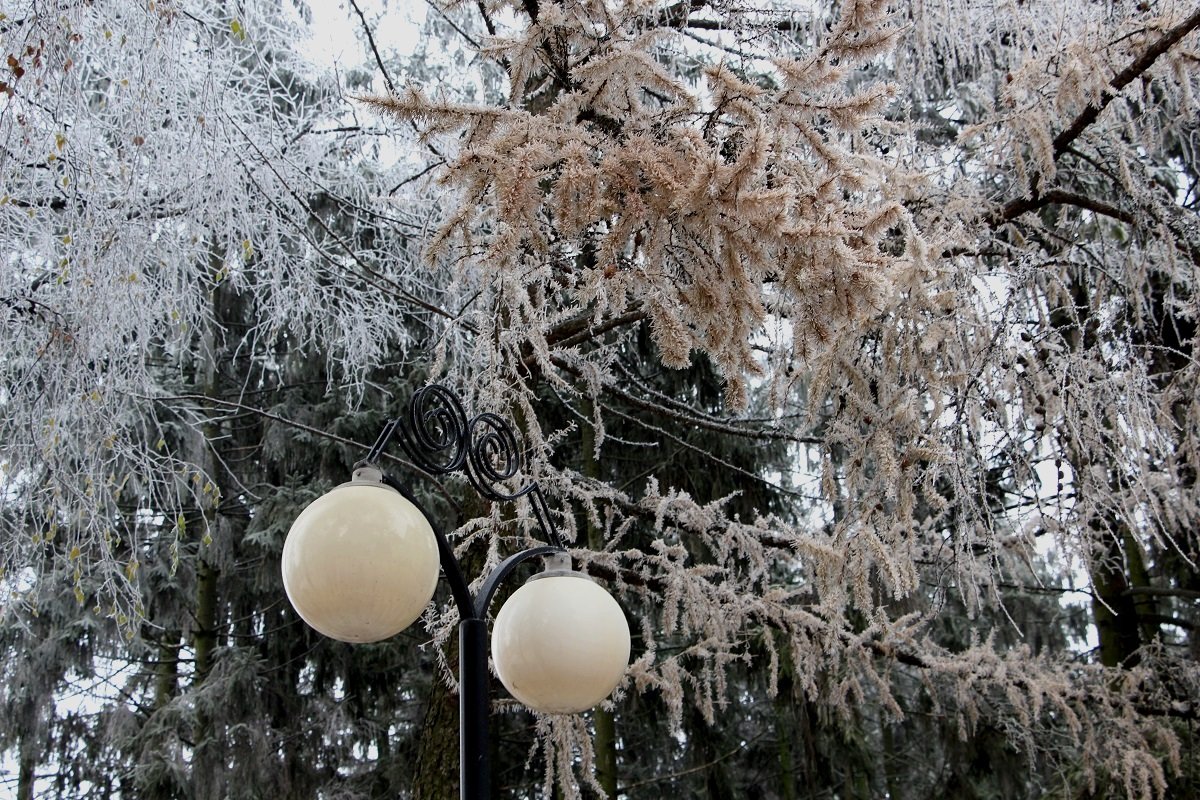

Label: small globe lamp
[493,553,631,714]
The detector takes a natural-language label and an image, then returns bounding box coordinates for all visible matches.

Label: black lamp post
[280,384,631,800]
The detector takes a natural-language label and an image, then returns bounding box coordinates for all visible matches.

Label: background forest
[2,1,1199,798]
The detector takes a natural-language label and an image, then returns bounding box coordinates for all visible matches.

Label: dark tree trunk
[17,746,35,800]
[413,657,462,800]
[1090,530,1142,667]
[154,632,180,709]
[775,666,798,800]
[194,560,219,680]
[582,393,619,799]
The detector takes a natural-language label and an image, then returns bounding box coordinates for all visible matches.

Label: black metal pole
[459,618,491,800]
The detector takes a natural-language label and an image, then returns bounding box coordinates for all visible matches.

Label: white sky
[298,0,426,76]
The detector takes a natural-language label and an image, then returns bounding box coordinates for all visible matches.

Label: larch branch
[991,8,1200,227]
[1052,7,1200,158]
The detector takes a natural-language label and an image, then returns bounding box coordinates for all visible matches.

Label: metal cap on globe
[492,567,631,714]
[281,468,439,643]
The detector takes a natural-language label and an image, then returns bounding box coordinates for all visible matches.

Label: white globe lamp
[281,467,439,643]
[492,560,631,714]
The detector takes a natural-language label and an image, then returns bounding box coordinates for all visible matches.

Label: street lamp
[280,384,631,799]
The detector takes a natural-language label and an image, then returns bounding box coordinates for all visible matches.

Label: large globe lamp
[281,467,439,643]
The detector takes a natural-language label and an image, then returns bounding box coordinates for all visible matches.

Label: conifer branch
[647,0,806,33]
[475,0,497,36]
[543,306,646,349]
[550,354,820,446]
[1124,586,1200,602]
[993,189,1136,226]
[993,7,1200,226]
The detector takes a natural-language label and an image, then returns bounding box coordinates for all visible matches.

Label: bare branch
[349,0,397,95]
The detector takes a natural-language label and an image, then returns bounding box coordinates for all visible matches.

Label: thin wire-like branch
[599,370,821,446]
[389,159,446,195]
[149,393,363,452]
[349,0,397,95]
[596,396,815,503]
[426,0,480,50]
[617,731,768,793]
[149,393,463,509]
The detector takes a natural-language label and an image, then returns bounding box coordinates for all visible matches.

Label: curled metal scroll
[467,413,525,502]
[371,384,564,549]
[399,384,469,475]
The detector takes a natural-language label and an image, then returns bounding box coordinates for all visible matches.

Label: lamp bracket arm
[379,471,476,624]
[474,546,565,620]
[527,486,564,549]
[364,418,402,465]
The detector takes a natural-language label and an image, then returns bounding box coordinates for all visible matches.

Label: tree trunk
[881,713,901,800]
[413,644,463,799]
[687,704,734,798]
[1090,529,1142,667]
[17,746,35,800]
[775,664,798,800]
[192,557,221,800]
[582,393,619,799]
[194,560,219,679]
[154,632,180,709]
[1052,274,1146,669]
[592,708,618,799]
[1124,532,1161,647]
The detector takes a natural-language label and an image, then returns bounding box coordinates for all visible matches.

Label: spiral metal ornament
[466,413,525,502]
[462,412,564,547]
[401,384,470,475]
[358,384,564,549]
